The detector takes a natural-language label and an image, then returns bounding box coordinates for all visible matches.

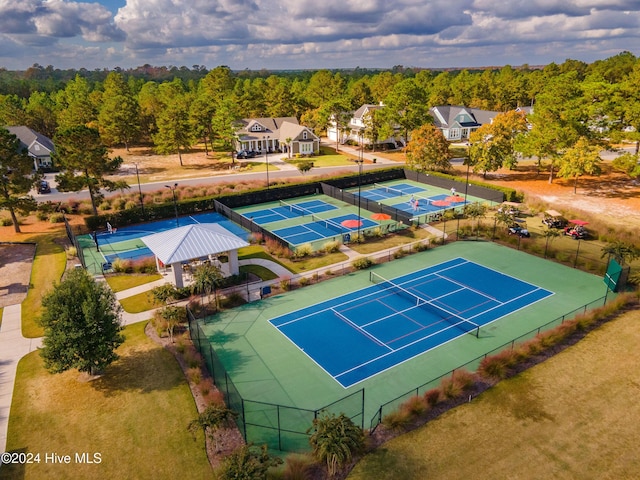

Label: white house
[6,126,55,170]
[327,103,403,148]
[234,117,320,156]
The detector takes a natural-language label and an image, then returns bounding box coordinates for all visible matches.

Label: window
[300,142,313,153]
[449,128,460,139]
[251,124,262,132]
[302,131,308,140]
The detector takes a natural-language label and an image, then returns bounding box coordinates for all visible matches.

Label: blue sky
[1,1,639,71]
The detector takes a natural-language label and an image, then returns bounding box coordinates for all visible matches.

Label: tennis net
[372,183,432,206]
[311,214,347,234]
[369,271,479,337]
[279,199,310,217]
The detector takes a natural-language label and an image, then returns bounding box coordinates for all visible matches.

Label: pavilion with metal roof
[140,223,249,288]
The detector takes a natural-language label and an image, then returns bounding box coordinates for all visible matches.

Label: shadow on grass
[90,346,183,397]
[0,447,27,480]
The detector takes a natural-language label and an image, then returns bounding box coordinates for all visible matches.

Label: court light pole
[355,131,365,241]
[165,183,179,227]
[135,163,145,219]
[265,135,270,190]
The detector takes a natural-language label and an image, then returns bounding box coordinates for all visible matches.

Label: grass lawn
[239,264,279,281]
[348,308,640,480]
[119,291,162,313]
[349,228,432,255]
[1,322,212,480]
[21,234,67,338]
[105,273,163,293]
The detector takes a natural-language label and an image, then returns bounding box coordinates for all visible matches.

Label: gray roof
[140,223,249,265]
[429,106,500,129]
[5,126,54,156]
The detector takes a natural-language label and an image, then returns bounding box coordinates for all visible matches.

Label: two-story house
[235,117,320,156]
[327,103,403,148]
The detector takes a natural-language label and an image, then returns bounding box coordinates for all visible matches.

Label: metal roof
[140,223,249,265]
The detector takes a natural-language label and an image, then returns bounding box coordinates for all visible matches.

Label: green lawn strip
[21,235,66,338]
[349,228,432,255]
[238,246,293,271]
[239,264,279,281]
[287,155,353,168]
[105,273,163,293]
[119,291,162,313]
[2,322,211,479]
[348,309,640,480]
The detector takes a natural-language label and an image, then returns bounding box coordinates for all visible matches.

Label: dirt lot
[0,243,36,308]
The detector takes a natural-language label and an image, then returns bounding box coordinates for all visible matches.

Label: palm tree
[187,404,238,452]
[191,263,223,309]
[465,203,487,238]
[601,241,640,265]
[308,412,365,478]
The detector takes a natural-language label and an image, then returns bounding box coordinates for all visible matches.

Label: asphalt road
[35,163,394,203]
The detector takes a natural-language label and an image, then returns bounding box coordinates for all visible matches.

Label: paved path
[0,305,42,453]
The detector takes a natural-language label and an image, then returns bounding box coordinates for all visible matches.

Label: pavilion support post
[171,262,184,288]
[228,250,240,276]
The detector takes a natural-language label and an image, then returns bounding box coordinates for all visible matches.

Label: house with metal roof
[234,117,320,157]
[5,126,55,170]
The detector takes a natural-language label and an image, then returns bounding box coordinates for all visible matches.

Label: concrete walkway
[0,304,42,453]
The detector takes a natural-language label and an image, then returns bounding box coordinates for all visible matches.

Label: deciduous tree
[557,136,602,193]
[406,123,451,173]
[39,268,124,376]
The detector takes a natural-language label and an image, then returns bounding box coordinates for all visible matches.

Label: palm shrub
[216,444,282,480]
[308,412,365,478]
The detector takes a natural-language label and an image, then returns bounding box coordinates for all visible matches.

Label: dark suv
[38,180,51,193]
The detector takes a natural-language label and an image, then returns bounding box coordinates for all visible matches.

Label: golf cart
[542,210,567,229]
[507,219,530,238]
[564,220,589,240]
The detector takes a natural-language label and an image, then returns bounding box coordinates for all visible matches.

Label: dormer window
[251,124,262,132]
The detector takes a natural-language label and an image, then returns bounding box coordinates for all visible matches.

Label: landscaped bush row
[376,292,638,437]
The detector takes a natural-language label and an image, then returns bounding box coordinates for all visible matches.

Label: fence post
[277,405,282,452]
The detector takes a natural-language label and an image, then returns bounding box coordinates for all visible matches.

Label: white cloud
[0,0,638,69]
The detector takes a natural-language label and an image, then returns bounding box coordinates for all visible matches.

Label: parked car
[236,150,256,159]
[38,180,51,193]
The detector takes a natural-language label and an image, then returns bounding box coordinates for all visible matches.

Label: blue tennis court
[270,257,554,388]
[83,212,249,265]
[246,199,338,225]
[272,214,378,246]
[358,182,426,202]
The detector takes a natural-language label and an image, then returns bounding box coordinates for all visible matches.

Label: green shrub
[280,277,291,291]
[36,211,49,221]
[323,240,340,253]
[294,243,313,258]
[221,292,246,308]
[49,213,64,223]
[66,246,77,259]
[298,276,310,287]
[352,257,374,270]
[124,200,138,210]
[393,248,407,259]
[187,367,201,385]
[414,241,429,252]
[99,201,112,210]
